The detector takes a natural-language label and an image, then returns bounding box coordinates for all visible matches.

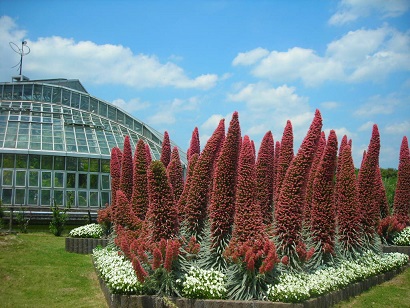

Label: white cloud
[112,98,150,113]
[329,0,410,25]
[0,16,218,90]
[354,94,401,116]
[385,121,410,134]
[232,26,410,86]
[321,101,340,109]
[201,114,224,131]
[232,47,269,66]
[358,121,375,132]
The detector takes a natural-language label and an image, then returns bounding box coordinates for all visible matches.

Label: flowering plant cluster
[93,247,143,294]
[267,251,408,303]
[392,227,410,246]
[69,223,104,238]
[179,266,226,299]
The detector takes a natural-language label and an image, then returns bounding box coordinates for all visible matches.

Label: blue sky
[1,0,409,168]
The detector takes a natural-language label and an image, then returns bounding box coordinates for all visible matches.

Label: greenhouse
[0,77,186,209]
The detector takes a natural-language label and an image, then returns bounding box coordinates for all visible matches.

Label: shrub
[49,201,70,236]
[16,207,30,233]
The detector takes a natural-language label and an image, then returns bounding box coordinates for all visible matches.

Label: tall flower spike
[334,135,348,217]
[275,120,294,204]
[310,130,338,260]
[184,119,225,238]
[209,111,241,251]
[178,153,199,221]
[145,143,152,165]
[187,127,200,161]
[160,131,171,168]
[274,110,322,264]
[256,131,275,226]
[336,144,362,258]
[357,124,381,244]
[273,140,281,208]
[167,147,184,203]
[110,147,122,212]
[132,139,149,220]
[120,136,134,201]
[376,166,389,218]
[305,131,326,226]
[146,161,179,241]
[393,136,410,226]
[230,135,265,244]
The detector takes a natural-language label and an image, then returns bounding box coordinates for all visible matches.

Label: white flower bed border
[93,247,408,303]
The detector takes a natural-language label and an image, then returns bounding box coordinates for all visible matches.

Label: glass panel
[80,95,89,111]
[101,159,110,173]
[101,192,110,207]
[43,86,52,102]
[90,98,98,113]
[3,85,12,99]
[41,190,51,206]
[22,84,33,100]
[78,191,88,207]
[62,89,70,106]
[33,84,42,100]
[101,174,110,190]
[41,171,52,187]
[2,170,13,185]
[2,189,12,204]
[66,157,77,171]
[42,156,53,169]
[15,189,25,205]
[52,87,62,103]
[42,143,53,150]
[3,154,15,168]
[78,158,89,171]
[90,158,99,172]
[66,191,75,208]
[90,191,98,207]
[16,170,26,186]
[66,173,76,188]
[71,92,80,108]
[28,190,39,205]
[54,190,63,206]
[99,101,107,117]
[54,156,65,170]
[54,172,64,187]
[90,174,98,189]
[108,105,116,120]
[13,85,23,100]
[29,155,41,169]
[29,171,39,186]
[78,173,87,189]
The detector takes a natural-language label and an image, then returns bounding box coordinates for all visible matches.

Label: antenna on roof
[9,40,30,81]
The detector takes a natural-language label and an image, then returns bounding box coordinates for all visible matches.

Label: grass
[336,266,410,308]
[0,226,409,308]
[0,228,107,308]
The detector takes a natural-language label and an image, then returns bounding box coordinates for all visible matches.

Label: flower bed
[93,247,409,307]
[65,224,108,254]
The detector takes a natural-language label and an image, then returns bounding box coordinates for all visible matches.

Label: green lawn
[0,229,409,307]
[0,231,107,308]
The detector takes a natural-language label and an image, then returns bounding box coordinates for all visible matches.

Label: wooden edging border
[65,237,109,254]
[93,260,409,308]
